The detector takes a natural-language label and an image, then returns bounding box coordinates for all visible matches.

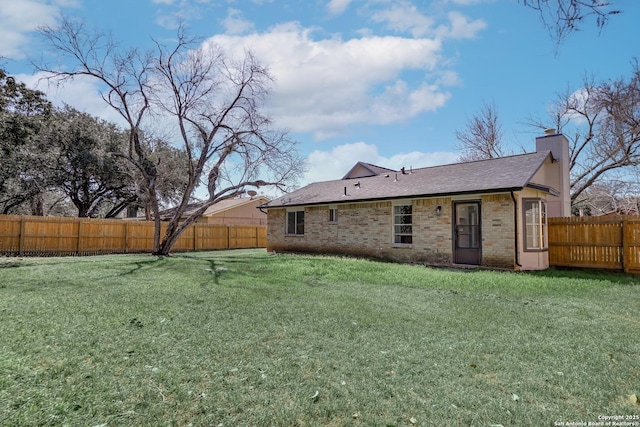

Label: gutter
[526,183,559,197]
[511,191,522,268]
[265,186,526,209]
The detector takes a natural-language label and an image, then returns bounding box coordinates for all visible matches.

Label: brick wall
[480,194,515,268]
[267,193,516,268]
[267,202,397,260]
[412,197,453,265]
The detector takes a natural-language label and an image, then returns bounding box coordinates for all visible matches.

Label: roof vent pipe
[401,167,406,175]
[343,186,347,196]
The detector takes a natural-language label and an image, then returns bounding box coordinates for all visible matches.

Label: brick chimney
[535,129,571,217]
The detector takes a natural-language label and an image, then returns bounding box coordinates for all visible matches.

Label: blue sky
[1,0,638,188]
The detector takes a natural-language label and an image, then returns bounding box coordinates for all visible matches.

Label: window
[328,207,338,223]
[523,199,547,251]
[286,210,305,235]
[393,204,413,244]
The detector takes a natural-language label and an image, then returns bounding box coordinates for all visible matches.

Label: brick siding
[267,193,516,268]
[480,194,516,268]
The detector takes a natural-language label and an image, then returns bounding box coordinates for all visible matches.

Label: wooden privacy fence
[0,215,266,256]
[548,215,640,273]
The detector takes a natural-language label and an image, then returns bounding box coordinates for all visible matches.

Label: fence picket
[548,215,640,273]
[0,215,266,256]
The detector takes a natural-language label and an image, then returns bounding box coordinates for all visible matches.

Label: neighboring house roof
[602,207,640,216]
[159,196,269,220]
[342,161,398,179]
[263,151,555,208]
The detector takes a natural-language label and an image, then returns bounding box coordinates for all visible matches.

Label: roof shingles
[264,151,553,208]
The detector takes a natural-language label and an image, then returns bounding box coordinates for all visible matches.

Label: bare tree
[36,18,163,244]
[573,173,640,215]
[455,101,507,162]
[521,0,621,46]
[573,180,626,215]
[37,18,306,255]
[529,60,640,205]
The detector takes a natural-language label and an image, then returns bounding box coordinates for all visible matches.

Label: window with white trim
[523,199,547,251]
[393,203,413,244]
[286,209,305,235]
[328,207,338,223]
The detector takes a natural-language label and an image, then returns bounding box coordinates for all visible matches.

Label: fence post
[124,221,129,253]
[19,216,26,256]
[77,219,82,255]
[193,223,198,251]
[622,217,629,274]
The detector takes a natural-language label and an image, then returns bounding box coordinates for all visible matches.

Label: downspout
[511,191,522,268]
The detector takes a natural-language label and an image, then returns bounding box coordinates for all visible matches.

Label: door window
[456,203,480,249]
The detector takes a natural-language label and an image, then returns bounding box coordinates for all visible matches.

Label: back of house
[261,131,570,271]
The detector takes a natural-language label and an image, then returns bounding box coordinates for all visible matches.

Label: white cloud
[10,20,454,145]
[222,8,255,35]
[370,2,486,40]
[154,1,206,30]
[449,0,491,5]
[305,142,382,184]
[155,14,181,30]
[438,11,486,39]
[327,0,353,16]
[206,24,453,140]
[371,2,434,38]
[558,87,594,126]
[54,0,81,6]
[371,80,451,123]
[17,72,128,127]
[0,1,63,58]
[303,142,458,185]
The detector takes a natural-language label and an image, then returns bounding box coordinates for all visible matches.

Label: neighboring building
[260,132,571,270]
[601,205,640,216]
[159,196,269,225]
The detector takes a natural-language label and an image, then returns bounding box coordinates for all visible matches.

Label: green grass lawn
[1,250,638,426]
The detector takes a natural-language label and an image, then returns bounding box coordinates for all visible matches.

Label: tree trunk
[30,193,45,216]
[148,182,162,254]
[154,207,197,256]
[77,205,89,217]
[154,200,212,256]
[155,226,181,256]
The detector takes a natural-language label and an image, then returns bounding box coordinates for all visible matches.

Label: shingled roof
[342,161,398,179]
[263,151,555,208]
[159,196,269,220]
